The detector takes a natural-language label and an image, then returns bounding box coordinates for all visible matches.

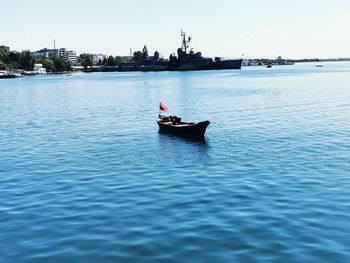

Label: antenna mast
[54,40,56,57]
[181,29,191,53]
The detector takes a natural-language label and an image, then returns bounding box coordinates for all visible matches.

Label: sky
[1,0,350,59]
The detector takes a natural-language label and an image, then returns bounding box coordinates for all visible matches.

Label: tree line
[78,54,126,68]
[79,51,144,68]
[0,49,36,71]
[0,48,71,72]
[1,46,148,72]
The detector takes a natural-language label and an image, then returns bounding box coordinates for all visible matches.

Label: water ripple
[1,63,350,262]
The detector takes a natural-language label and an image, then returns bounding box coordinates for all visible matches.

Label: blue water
[1,62,350,262]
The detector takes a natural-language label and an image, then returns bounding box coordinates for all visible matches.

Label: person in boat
[170,116,181,125]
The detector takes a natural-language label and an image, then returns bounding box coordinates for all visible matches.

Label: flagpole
[159,102,168,119]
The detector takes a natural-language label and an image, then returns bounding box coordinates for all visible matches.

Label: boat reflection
[158,132,208,145]
[157,133,210,165]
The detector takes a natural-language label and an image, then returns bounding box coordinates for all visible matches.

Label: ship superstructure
[99,30,242,72]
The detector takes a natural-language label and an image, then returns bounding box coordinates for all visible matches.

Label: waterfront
[1,62,350,262]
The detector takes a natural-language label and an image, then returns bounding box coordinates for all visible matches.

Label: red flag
[159,102,168,112]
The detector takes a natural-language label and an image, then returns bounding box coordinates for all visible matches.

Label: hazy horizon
[1,0,350,59]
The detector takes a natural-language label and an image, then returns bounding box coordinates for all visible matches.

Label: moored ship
[99,30,242,72]
[167,29,242,71]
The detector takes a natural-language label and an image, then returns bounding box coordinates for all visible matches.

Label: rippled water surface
[1,62,350,262]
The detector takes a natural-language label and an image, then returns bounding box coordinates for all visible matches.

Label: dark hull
[0,75,17,79]
[87,59,242,73]
[157,120,210,137]
[167,59,243,71]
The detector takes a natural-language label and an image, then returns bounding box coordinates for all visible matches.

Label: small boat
[266,64,272,68]
[315,64,323,67]
[0,74,16,79]
[157,115,210,137]
[0,72,20,79]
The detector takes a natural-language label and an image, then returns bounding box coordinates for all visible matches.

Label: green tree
[41,58,54,72]
[65,60,72,71]
[0,60,6,70]
[79,54,93,68]
[53,57,65,72]
[52,56,71,72]
[115,56,124,64]
[9,52,20,64]
[5,52,20,69]
[0,47,8,69]
[133,51,142,62]
[106,55,116,66]
[19,51,35,71]
[0,48,5,61]
[0,48,22,70]
[81,58,93,68]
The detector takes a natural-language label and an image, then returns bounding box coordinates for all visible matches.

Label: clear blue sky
[1,0,350,58]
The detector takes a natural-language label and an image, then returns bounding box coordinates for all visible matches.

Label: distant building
[121,56,130,63]
[276,56,294,65]
[67,51,78,64]
[90,54,106,65]
[0,45,10,55]
[33,48,59,58]
[59,48,66,58]
[241,59,250,66]
[59,48,78,64]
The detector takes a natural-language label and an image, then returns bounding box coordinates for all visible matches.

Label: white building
[59,48,78,64]
[33,63,47,74]
[66,50,78,64]
[90,54,106,65]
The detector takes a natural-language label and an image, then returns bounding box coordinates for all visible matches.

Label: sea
[1,62,350,262]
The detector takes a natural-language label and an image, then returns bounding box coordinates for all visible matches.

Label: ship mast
[181,29,191,53]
